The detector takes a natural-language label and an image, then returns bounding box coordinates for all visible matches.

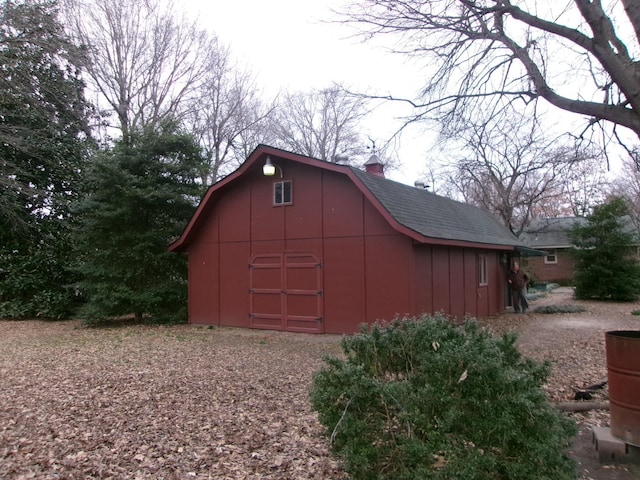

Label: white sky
[183,0,433,185]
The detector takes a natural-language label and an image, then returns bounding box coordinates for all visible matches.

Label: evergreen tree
[0,0,93,318]
[569,197,640,301]
[75,122,204,323]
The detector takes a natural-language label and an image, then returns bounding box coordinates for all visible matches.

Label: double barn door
[249,253,323,333]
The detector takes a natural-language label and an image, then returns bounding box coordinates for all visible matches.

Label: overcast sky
[184,0,432,185]
[178,1,637,187]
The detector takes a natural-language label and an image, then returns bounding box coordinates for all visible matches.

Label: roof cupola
[364,154,384,177]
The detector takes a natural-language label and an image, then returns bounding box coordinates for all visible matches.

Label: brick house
[519,217,582,285]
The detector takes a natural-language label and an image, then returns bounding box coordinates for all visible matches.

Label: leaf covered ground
[1,287,639,479]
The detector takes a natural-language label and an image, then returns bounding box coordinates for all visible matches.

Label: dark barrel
[606,330,640,446]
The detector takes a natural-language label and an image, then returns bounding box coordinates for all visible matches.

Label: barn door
[283,253,324,333]
[249,253,324,333]
[249,254,283,330]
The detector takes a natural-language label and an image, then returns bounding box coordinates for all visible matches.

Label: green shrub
[533,305,586,314]
[0,245,80,320]
[310,315,577,480]
[631,310,640,316]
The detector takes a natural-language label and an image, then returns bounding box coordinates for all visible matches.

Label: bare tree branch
[62,0,212,140]
[339,0,640,145]
[441,109,601,234]
[268,85,370,163]
[184,43,278,184]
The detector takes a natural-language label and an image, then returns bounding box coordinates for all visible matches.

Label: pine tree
[75,122,205,323]
[569,197,640,301]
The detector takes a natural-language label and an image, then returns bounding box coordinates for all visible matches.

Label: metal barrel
[606,330,640,447]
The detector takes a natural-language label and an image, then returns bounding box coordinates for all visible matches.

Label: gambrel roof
[170,145,525,252]
[350,168,523,247]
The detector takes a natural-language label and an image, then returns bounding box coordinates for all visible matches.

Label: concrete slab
[592,426,640,464]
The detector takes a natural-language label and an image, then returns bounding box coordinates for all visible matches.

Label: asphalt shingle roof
[350,168,523,247]
[519,217,584,248]
[520,216,640,248]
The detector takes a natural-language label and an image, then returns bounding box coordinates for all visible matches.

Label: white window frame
[544,248,558,264]
[273,180,292,205]
[478,254,488,286]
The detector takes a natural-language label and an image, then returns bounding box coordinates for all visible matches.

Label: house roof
[521,215,640,249]
[169,145,525,252]
[519,217,585,248]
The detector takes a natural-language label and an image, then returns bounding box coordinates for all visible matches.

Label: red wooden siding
[218,181,251,243]
[448,251,465,319]
[432,246,451,314]
[408,246,500,322]
[464,250,478,318]
[322,237,365,333]
[412,244,433,315]
[284,164,323,240]
[322,173,365,237]
[364,234,412,322]
[187,241,219,325]
[250,176,283,242]
[219,242,250,327]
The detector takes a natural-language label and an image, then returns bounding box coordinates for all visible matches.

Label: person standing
[507,261,529,313]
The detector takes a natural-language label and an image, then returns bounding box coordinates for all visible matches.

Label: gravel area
[1,288,639,479]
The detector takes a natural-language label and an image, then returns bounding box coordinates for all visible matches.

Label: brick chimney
[364,154,384,177]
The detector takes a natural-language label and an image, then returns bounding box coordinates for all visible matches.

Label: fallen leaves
[1,289,638,479]
[0,323,345,479]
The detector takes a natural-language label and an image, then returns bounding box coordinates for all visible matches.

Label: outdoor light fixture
[262,156,282,177]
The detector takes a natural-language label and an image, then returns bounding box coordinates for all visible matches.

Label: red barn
[169,145,527,334]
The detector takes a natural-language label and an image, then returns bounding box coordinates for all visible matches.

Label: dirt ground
[0,288,639,479]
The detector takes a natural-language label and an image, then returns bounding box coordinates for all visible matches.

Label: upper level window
[478,254,488,286]
[274,180,292,205]
[544,249,557,264]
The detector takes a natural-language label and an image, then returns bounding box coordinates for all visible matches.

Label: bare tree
[340,1,640,153]
[185,43,277,185]
[553,152,610,217]
[269,86,370,163]
[63,0,212,140]
[611,158,640,230]
[443,113,581,235]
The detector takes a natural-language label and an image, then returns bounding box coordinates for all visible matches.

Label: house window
[478,254,488,286]
[544,249,557,264]
[273,180,292,205]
